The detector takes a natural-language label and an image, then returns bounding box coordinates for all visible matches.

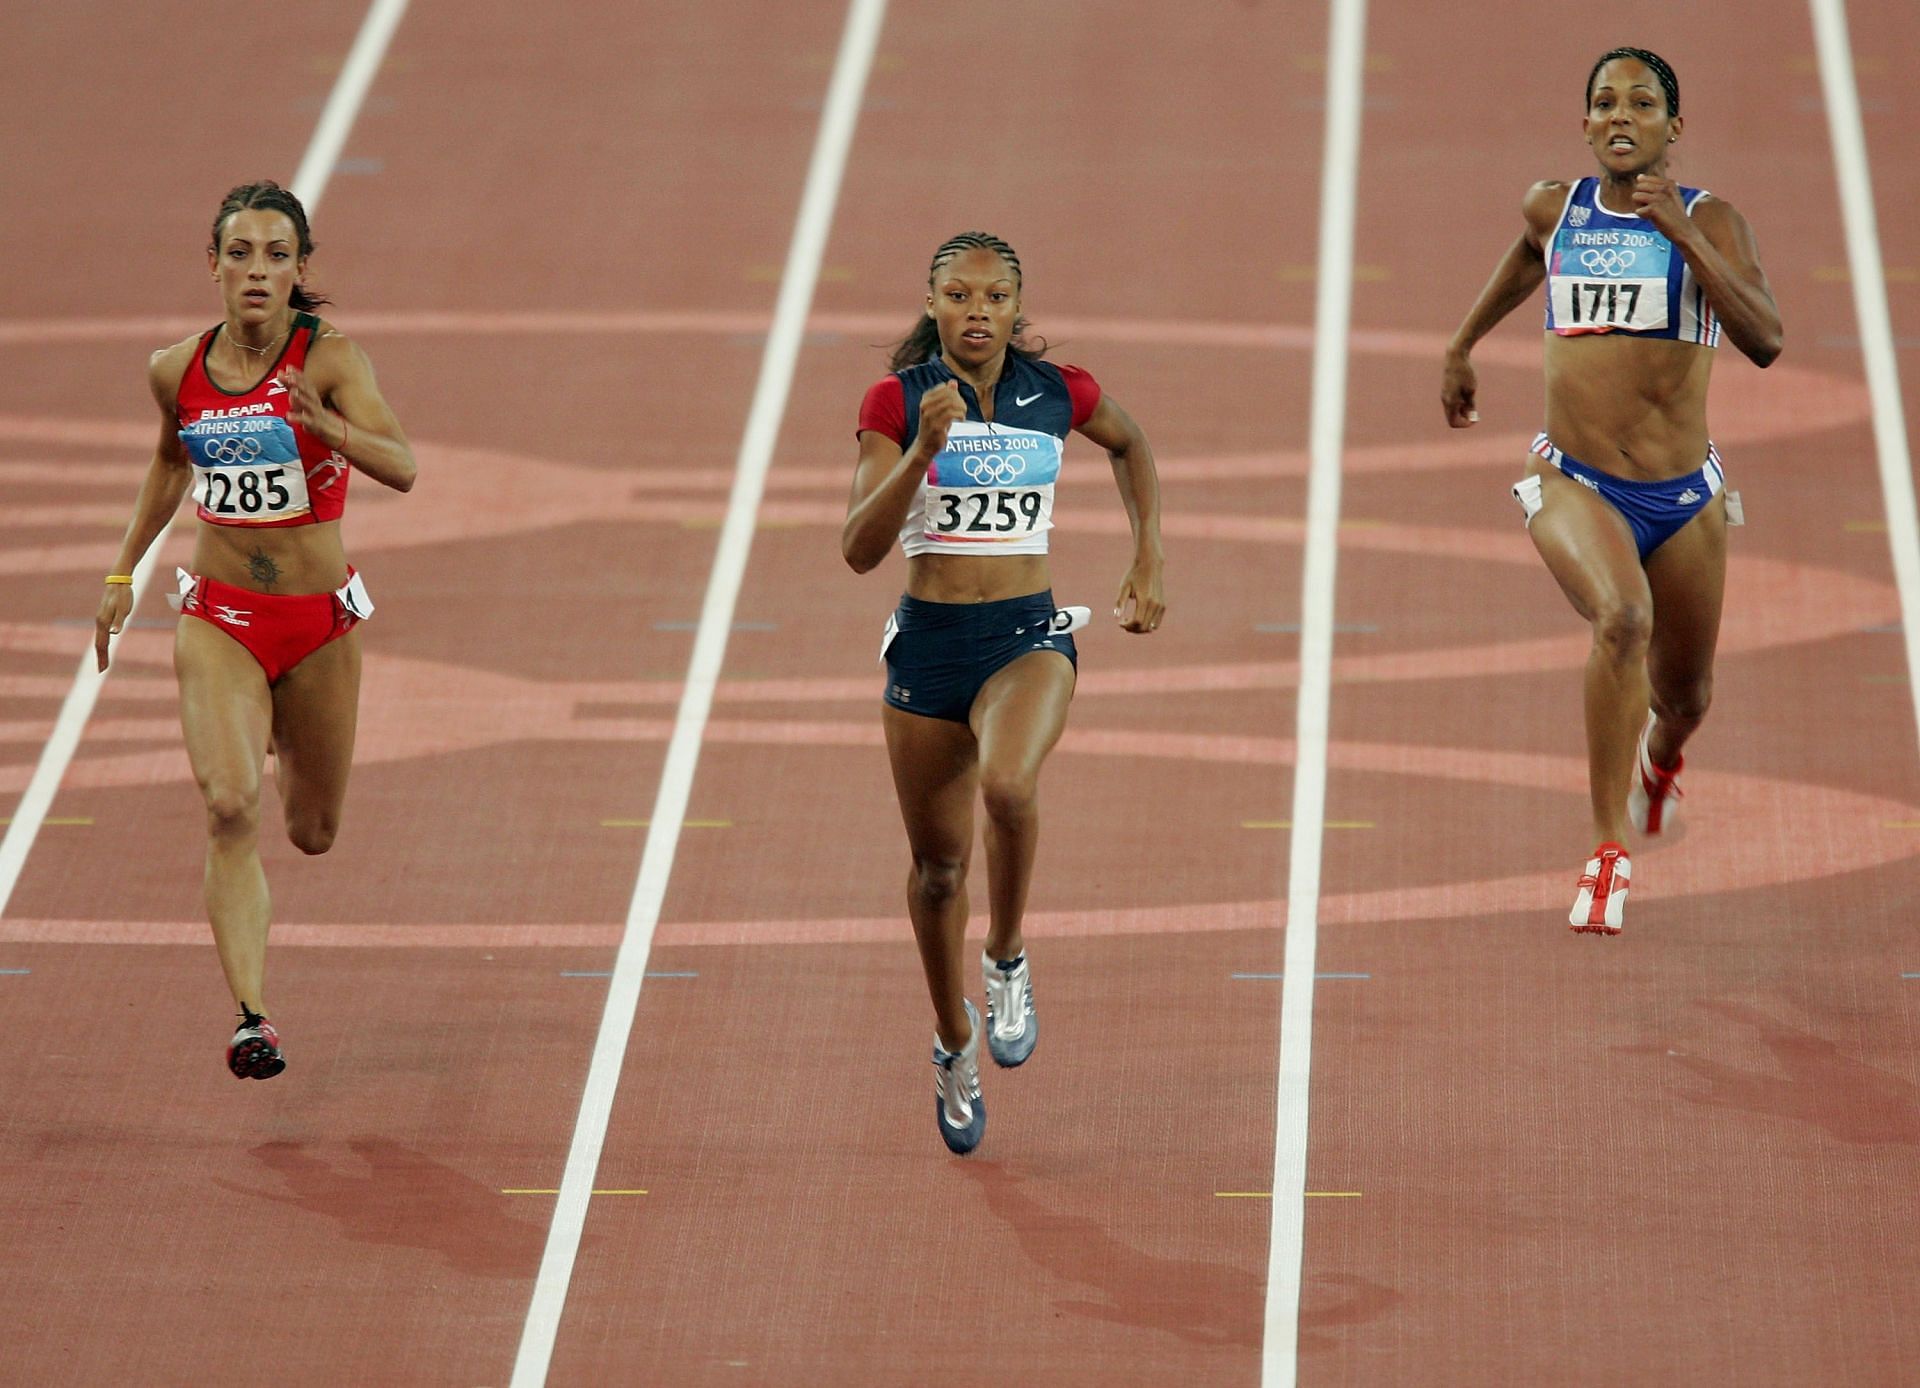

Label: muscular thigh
[883,704,978,860]
[1644,493,1728,691]
[176,616,272,800]
[971,650,1075,782]
[1524,463,1650,621]
[270,626,362,817]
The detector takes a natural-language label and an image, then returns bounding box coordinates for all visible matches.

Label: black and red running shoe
[228,1007,286,1080]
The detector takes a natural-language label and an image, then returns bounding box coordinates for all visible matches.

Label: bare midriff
[906,552,1051,605]
[1540,333,1716,480]
[192,518,350,594]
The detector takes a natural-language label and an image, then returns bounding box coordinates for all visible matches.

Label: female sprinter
[94,180,416,1077]
[843,232,1165,1153]
[1441,49,1781,936]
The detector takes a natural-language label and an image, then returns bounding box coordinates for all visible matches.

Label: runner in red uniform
[94,181,416,1077]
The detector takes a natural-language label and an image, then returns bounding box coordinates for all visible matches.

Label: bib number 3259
[929,488,1045,535]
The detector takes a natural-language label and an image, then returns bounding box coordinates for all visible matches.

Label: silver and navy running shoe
[982,949,1037,1068]
[932,999,985,1155]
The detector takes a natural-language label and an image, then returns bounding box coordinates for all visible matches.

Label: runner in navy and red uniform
[95,181,417,1077]
[843,232,1166,1153]
[1441,50,1782,936]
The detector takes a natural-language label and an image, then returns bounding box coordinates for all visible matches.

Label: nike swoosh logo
[1015,392,1042,406]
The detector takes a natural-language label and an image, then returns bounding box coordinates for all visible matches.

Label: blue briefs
[1518,432,1725,561]
[881,590,1078,723]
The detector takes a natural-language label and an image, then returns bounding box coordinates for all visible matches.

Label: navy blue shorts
[881,590,1078,723]
[1518,432,1725,561]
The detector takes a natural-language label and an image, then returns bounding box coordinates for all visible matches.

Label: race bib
[181,414,313,522]
[922,422,1060,545]
[1550,236,1671,333]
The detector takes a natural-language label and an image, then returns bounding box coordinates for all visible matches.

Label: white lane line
[1263,0,1367,1382]
[0,0,410,922]
[505,2,888,1382]
[1811,0,1920,747]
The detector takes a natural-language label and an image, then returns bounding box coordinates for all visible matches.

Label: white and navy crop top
[857,355,1101,558]
[1543,177,1720,346]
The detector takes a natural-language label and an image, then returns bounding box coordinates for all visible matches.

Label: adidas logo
[1675,488,1701,505]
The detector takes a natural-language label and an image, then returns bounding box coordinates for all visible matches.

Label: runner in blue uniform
[1441,49,1782,935]
[844,232,1165,1152]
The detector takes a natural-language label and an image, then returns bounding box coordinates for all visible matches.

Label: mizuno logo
[1015,392,1042,406]
[266,377,288,396]
[211,605,253,627]
[1676,488,1701,505]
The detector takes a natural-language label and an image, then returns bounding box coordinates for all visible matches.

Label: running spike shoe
[982,949,1037,1068]
[1570,843,1631,935]
[932,999,985,1155]
[1627,712,1684,835]
[228,1006,286,1080]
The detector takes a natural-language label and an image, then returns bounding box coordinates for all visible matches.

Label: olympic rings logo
[203,435,263,465]
[962,453,1026,485]
[1579,248,1637,276]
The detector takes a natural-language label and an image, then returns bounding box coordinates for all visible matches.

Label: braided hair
[1586,47,1679,116]
[889,231,1046,371]
[209,180,332,311]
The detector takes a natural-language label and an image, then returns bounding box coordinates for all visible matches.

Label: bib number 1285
[203,467,292,516]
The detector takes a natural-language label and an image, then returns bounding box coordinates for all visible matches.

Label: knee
[979,768,1038,829]
[1591,599,1653,664]
[202,783,260,841]
[1653,675,1713,726]
[910,856,967,909]
[286,811,339,856]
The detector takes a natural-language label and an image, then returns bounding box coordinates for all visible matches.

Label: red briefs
[171,567,374,684]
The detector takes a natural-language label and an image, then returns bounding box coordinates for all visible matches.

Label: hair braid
[889,230,1047,371]
[209,180,332,311]
[1586,47,1680,116]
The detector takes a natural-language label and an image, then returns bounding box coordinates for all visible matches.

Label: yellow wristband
[104,574,134,585]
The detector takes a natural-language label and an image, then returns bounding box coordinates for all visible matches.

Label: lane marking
[560,970,697,979]
[1219,1191,1362,1198]
[1254,622,1378,633]
[1811,0,1920,770]
[503,1189,647,1196]
[652,621,778,632]
[1266,0,1367,1382]
[599,818,732,828]
[1242,819,1373,829]
[1233,972,1370,981]
[0,0,410,926]
[508,4,887,1382]
[0,968,29,975]
[0,818,90,826]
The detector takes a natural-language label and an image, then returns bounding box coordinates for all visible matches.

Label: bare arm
[1640,186,1783,367]
[841,380,964,573]
[94,345,196,670]
[285,328,417,491]
[1075,393,1165,633]
[1442,181,1563,428]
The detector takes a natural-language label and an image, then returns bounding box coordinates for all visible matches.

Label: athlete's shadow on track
[1617,999,1920,1146]
[213,1137,546,1277]
[957,1162,1400,1351]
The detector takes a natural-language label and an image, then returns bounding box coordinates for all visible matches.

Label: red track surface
[3,3,1917,1385]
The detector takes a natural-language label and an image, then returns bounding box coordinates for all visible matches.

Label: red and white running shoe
[1627,714,1683,835]
[227,1007,286,1080]
[1570,843,1630,935]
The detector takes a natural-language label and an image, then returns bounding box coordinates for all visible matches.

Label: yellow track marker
[0,817,92,826]
[1883,820,1920,828]
[1846,520,1889,532]
[1816,265,1915,283]
[502,1189,648,1196]
[1242,820,1374,830]
[601,819,733,828]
